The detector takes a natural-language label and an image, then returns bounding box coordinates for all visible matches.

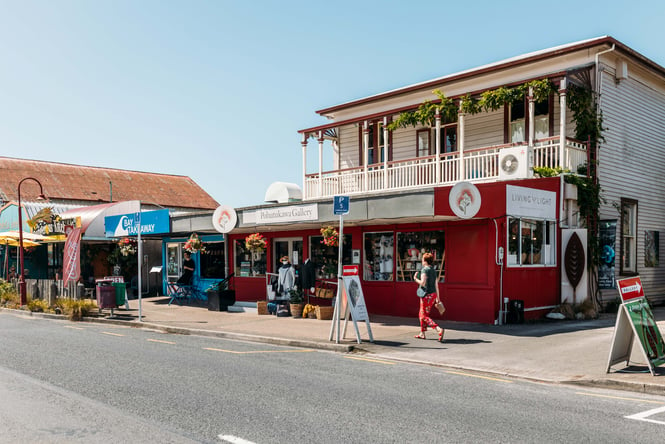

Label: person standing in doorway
[413,252,444,342]
[177,251,195,284]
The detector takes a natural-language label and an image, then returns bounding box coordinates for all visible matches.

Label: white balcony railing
[304,136,588,200]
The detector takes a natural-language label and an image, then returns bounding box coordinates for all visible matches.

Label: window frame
[416,128,431,157]
[620,198,638,275]
[506,216,556,267]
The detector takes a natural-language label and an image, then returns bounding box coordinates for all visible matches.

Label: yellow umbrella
[0,238,41,248]
[0,231,49,242]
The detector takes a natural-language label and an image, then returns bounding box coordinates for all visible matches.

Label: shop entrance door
[166,242,182,283]
[273,238,303,268]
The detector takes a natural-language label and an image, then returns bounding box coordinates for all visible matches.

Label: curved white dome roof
[264,182,303,203]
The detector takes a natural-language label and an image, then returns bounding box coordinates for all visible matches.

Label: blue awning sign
[104,209,169,237]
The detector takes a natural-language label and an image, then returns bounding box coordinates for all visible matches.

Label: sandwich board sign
[606,276,665,375]
[329,265,373,344]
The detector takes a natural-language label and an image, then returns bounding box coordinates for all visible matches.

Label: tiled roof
[0,157,218,210]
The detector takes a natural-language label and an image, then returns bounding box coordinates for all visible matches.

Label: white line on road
[576,392,664,404]
[218,434,256,444]
[625,405,665,425]
[101,332,124,337]
[147,339,176,345]
[64,326,85,330]
[445,370,513,383]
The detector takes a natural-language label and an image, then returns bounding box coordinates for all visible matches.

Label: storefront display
[309,234,352,279]
[234,239,266,277]
[364,232,394,281]
[396,230,445,282]
[200,241,225,278]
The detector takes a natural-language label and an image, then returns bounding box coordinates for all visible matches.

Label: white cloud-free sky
[1,0,663,208]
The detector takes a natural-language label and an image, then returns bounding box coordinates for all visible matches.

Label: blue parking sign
[334,196,349,215]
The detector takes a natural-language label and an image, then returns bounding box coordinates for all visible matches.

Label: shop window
[396,230,445,282]
[309,234,352,279]
[234,239,266,277]
[200,241,226,279]
[620,199,637,274]
[507,217,555,266]
[364,232,394,281]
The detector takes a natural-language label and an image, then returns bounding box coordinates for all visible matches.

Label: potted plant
[289,288,305,318]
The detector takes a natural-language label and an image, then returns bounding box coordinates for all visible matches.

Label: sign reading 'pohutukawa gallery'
[248,204,318,224]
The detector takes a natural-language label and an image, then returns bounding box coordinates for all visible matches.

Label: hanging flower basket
[320,226,339,247]
[117,238,137,256]
[184,233,205,253]
[245,233,266,253]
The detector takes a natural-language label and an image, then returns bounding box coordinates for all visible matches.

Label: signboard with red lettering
[607,276,665,376]
[616,276,645,302]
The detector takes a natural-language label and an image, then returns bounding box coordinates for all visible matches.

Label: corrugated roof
[0,157,218,210]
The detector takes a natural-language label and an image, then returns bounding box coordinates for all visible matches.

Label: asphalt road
[2,312,665,443]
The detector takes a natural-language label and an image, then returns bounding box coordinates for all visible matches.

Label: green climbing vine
[387,79,557,131]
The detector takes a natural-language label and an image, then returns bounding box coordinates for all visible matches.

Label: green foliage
[0,280,19,308]
[533,166,568,177]
[567,84,604,145]
[55,298,98,321]
[27,298,50,313]
[289,288,304,304]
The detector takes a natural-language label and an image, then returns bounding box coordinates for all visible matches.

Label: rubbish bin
[112,282,127,306]
[207,290,236,312]
[96,280,116,309]
[507,299,524,324]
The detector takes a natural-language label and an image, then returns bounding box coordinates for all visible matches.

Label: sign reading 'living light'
[104,209,170,237]
[506,185,556,219]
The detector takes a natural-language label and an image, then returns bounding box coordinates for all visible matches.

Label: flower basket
[184,233,205,253]
[315,305,334,320]
[320,226,339,247]
[245,233,266,253]
[117,238,137,256]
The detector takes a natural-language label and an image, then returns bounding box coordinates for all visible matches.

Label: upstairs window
[510,100,526,143]
[361,122,386,165]
[417,129,431,157]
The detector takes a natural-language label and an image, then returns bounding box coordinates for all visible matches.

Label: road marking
[147,339,176,345]
[218,435,256,444]
[344,356,395,365]
[444,370,513,383]
[576,392,665,404]
[64,326,85,330]
[204,347,314,354]
[625,405,665,425]
[101,331,124,337]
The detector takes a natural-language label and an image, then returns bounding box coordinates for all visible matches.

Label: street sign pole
[329,196,349,344]
[136,209,142,322]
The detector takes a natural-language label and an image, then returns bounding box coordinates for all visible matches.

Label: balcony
[304,136,587,200]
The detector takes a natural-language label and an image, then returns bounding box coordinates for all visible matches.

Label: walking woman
[413,252,444,342]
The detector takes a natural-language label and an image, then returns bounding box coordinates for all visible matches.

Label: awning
[60,200,141,239]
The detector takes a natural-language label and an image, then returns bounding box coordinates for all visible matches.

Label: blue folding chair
[167,282,193,306]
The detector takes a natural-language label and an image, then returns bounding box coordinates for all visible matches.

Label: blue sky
[1,1,663,208]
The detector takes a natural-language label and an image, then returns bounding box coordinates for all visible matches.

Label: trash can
[112,282,127,306]
[96,280,116,309]
[507,299,524,324]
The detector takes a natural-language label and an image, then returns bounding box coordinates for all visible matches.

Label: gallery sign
[506,185,556,219]
[247,204,318,225]
[104,209,170,237]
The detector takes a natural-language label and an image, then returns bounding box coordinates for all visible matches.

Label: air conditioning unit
[498,146,534,180]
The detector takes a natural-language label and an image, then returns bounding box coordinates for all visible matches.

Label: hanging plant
[184,233,205,253]
[320,226,339,247]
[245,233,266,253]
[117,238,137,256]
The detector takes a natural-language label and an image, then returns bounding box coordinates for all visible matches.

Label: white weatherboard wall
[597,57,665,304]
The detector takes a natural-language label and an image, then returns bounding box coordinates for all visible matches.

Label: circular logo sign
[212,205,237,233]
[448,182,481,219]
